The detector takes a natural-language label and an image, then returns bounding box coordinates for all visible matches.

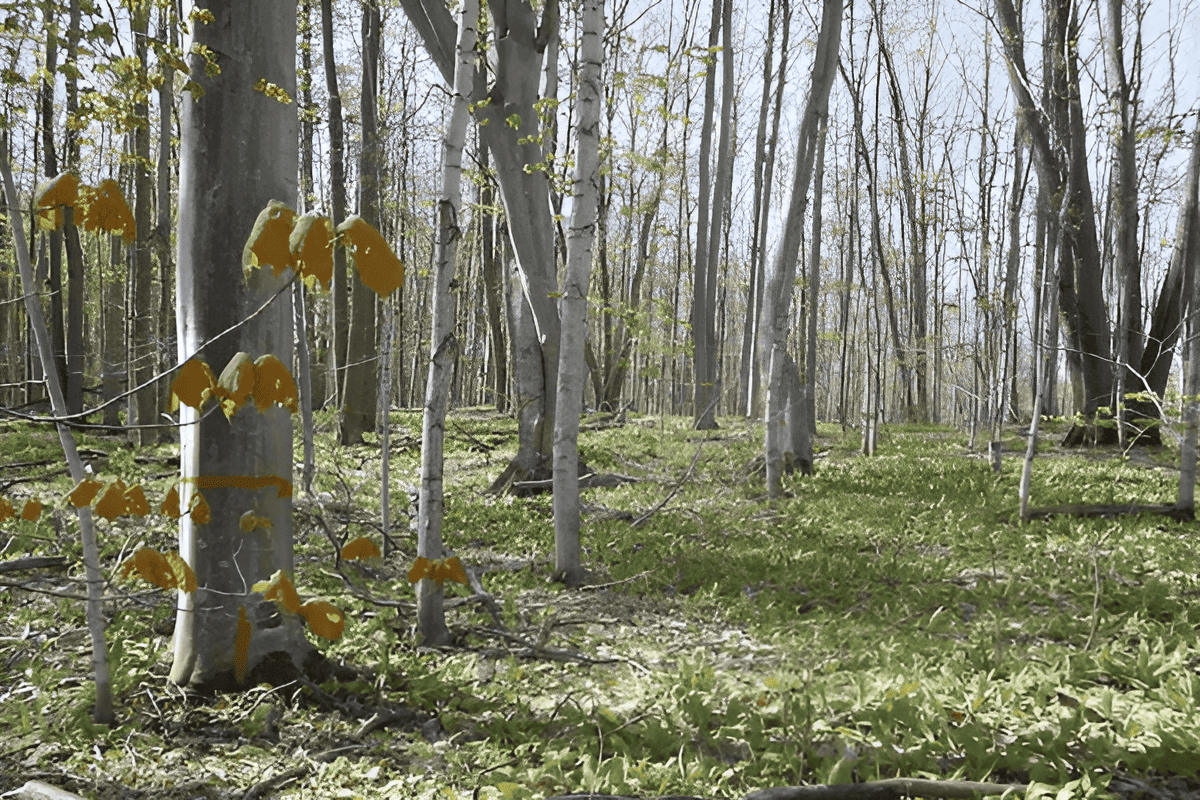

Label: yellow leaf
[216,352,256,419]
[408,556,469,587]
[408,556,434,584]
[435,556,470,587]
[94,480,129,520]
[164,551,197,593]
[341,536,381,561]
[299,600,344,641]
[242,200,297,278]
[253,569,302,614]
[252,354,298,413]
[0,497,14,522]
[33,171,80,231]
[170,359,218,411]
[289,214,335,290]
[68,477,104,508]
[160,485,182,518]
[80,178,135,244]
[122,547,171,589]
[234,606,251,684]
[20,499,42,522]
[190,492,210,524]
[124,484,150,517]
[194,475,292,498]
[337,215,404,298]
[239,510,272,532]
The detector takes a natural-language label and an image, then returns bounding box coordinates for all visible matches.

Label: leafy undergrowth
[2,411,1200,799]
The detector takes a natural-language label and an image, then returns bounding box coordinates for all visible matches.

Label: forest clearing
[2,412,1199,800]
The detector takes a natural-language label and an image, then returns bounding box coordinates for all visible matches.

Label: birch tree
[416,0,477,646]
[760,0,843,499]
[553,0,604,586]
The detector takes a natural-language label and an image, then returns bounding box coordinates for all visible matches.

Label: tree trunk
[339,1,382,445]
[131,2,158,446]
[321,0,349,410]
[417,0,477,646]
[761,0,841,499]
[479,145,508,412]
[552,0,603,587]
[155,0,177,426]
[170,0,308,690]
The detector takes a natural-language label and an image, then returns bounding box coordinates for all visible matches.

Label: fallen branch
[743,778,1027,800]
[1020,503,1193,522]
[511,472,640,493]
[0,556,69,574]
[631,441,704,529]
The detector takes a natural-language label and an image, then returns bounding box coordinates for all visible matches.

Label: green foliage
[6,418,1200,797]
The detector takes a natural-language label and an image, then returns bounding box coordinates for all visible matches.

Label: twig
[577,571,651,591]
[242,765,310,800]
[630,441,704,529]
[743,778,1028,800]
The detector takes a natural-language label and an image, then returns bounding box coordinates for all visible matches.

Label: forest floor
[2,410,1200,800]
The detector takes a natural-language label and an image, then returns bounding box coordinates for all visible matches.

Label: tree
[399,0,563,485]
[169,0,309,689]
[760,0,843,498]
[339,0,382,445]
[553,0,604,586]
[415,0,478,646]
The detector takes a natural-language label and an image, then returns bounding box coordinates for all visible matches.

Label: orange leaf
[337,215,404,298]
[124,484,150,517]
[216,352,256,419]
[434,556,470,587]
[238,510,272,532]
[122,547,172,589]
[164,551,198,593]
[68,477,104,508]
[299,600,345,641]
[290,214,335,290]
[341,536,381,561]
[252,354,298,413]
[190,492,210,524]
[170,359,218,412]
[408,556,434,584]
[80,178,135,244]
[408,556,469,587]
[0,497,14,522]
[234,606,252,684]
[253,569,302,614]
[242,200,297,278]
[20,499,42,522]
[34,171,80,231]
[194,475,292,498]
[160,485,182,518]
[94,480,128,520]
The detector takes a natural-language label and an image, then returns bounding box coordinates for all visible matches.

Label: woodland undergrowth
[1,411,1199,799]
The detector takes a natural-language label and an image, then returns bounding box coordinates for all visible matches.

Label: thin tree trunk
[131,2,158,445]
[417,0,477,645]
[762,0,842,498]
[321,0,349,409]
[3,142,113,725]
[553,0,603,586]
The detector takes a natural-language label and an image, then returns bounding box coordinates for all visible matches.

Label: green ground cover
[1,412,1198,799]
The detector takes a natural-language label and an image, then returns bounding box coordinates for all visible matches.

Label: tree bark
[321,0,349,410]
[761,0,842,499]
[417,0,477,646]
[170,0,308,689]
[552,0,603,586]
[131,2,158,446]
[339,0,382,445]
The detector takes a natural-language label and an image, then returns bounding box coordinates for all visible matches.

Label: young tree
[553,0,604,586]
[169,0,309,689]
[416,0,478,646]
[340,0,382,445]
[760,0,842,498]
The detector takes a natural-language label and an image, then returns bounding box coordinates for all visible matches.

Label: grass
[1,411,1199,799]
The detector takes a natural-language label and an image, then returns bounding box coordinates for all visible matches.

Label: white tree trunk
[552,0,604,586]
[170,0,305,689]
[2,150,113,724]
[416,0,477,645]
[760,0,842,499]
